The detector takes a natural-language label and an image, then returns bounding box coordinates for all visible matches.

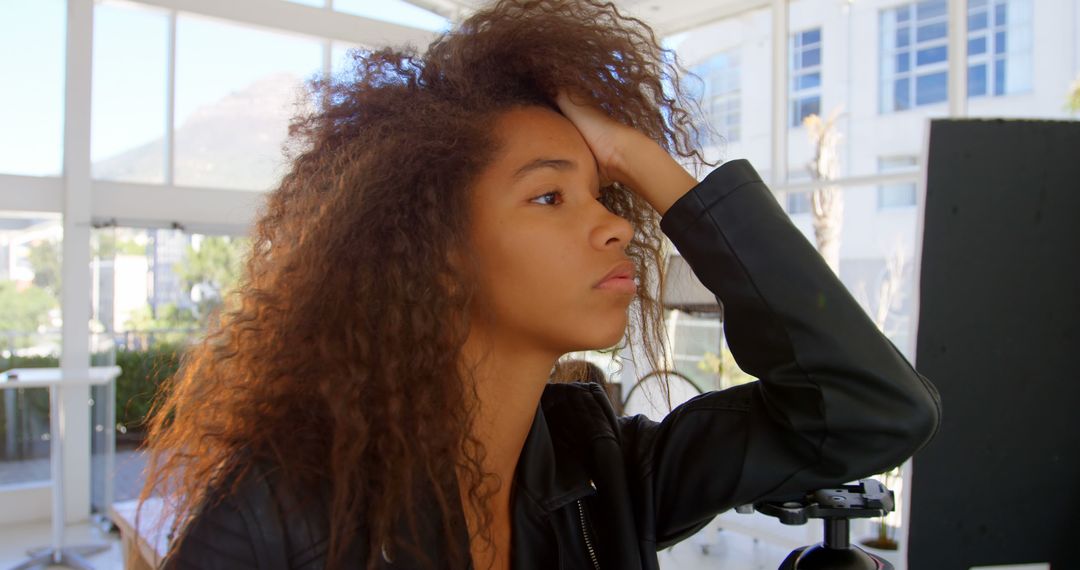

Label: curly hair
[140,1,709,568]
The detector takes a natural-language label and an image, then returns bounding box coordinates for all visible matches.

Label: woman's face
[467,105,636,357]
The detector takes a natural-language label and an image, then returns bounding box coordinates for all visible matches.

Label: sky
[0,0,450,176]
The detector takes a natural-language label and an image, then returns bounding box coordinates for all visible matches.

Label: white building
[669,0,1078,360]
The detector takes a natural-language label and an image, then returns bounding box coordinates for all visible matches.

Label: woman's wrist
[611,134,698,217]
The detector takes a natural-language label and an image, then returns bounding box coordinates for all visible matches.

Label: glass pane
[0,213,63,487]
[916,0,947,21]
[994,30,1007,54]
[91,1,169,183]
[0,0,66,177]
[895,77,911,111]
[915,71,948,105]
[801,47,821,68]
[968,36,987,56]
[803,97,821,120]
[916,22,947,43]
[92,227,248,351]
[878,184,917,209]
[332,41,362,77]
[798,73,821,91]
[994,57,1006,95]
[897,53,911,73]
[174,15,323,190]
[787,191,812,214]
[782,184,919,357]
[0,386,52,486]
[994,2,1007,26]
[803,28,821,45]
[969,10,989,31]
[967,64,988,97]
[896,26,910,49]
[88,224,247,503]
[335,0,450,32]
[916,45,947,66]
[669,312,723,391]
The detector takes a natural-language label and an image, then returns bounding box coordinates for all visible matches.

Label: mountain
[93,73,313,191]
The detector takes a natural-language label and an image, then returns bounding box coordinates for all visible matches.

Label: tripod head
[737,478,896,570]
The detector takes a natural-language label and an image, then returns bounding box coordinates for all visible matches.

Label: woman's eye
[530,191,563,206]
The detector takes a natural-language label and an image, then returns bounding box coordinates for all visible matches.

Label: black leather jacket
[164,160,941,569]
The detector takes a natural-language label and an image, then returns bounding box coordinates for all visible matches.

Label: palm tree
[803,109,845,274]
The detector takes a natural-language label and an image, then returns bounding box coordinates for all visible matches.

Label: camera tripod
[738,478,896,570]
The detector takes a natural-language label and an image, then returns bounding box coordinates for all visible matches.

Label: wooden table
[110,497,171,570]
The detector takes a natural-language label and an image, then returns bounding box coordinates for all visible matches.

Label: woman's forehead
[488,106,597,177]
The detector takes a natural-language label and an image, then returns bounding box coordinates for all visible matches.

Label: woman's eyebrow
[511,157,577,180]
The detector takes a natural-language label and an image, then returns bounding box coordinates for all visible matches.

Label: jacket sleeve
[617,159,941,548]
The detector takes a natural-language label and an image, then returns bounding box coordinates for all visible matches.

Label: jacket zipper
[576,480,600,570]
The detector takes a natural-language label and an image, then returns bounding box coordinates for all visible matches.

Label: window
[791,28,822,127]
[91,1,169,183]
[688,50,741,145]
[966,0,1033,98]
[0,0,66,176]
[174,15,323,190]
[670,312,723,392]
[880,0,1032,112]
[786,170,812,215]
[0,213,63,486]
[877,156,918,209]
[91,225,248,353]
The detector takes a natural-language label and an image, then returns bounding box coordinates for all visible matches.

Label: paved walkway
[0,448,148,502]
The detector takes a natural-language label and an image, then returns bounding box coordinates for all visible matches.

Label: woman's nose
[590,203,634,250]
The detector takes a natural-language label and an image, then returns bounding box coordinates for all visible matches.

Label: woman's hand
[554,90,640,186]
[555,90,698,216]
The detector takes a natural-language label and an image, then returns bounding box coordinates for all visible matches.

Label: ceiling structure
[403,0,773,36]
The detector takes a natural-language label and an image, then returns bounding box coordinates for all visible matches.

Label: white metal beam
[92,181,263,236]
[399,0,469,22]
[60,0,94,524]
[128,0,438,48]
[0,175,64,212]
[774,169,921,194]
[653,0,771,36]
[771,0,788,186]
[947,0,968,116]
[165,10,177,185]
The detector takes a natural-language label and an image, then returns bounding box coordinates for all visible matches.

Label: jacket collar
[513,384,600,513]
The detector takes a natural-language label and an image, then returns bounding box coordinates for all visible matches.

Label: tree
[803,109,845,274]
[123,302,199,347]
[1067,74,1080,114]
[0,282,56,349]
[855,244,908,338]
[697,342,754,389]
[27,240,62,297]
[173,236,248,321]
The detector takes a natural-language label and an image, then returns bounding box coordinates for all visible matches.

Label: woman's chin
[568,329,626,354]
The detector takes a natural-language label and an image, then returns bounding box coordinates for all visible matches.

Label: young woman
[142,1,941,569]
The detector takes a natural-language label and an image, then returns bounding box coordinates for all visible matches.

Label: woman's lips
[595,275,638,294]
[595,261,637,293]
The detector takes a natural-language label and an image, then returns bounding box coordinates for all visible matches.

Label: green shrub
[113,345,182,432]
[0,355,59,419]
[1,347,183,435]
